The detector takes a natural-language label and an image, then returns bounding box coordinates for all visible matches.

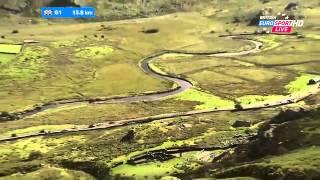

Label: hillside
[0,0,319,180]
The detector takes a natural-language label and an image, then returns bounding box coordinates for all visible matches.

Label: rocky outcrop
[270,107,308,124]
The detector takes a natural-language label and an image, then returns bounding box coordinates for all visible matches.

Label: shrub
[232,17,241,23]
[120,130,135,143]
[11,30,19,34]
[234,103,243,110]
[28,151,43,160]
[142,28,159,34]
[0,111,10,117]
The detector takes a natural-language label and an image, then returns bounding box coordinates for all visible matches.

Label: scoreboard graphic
[41,7,96,19]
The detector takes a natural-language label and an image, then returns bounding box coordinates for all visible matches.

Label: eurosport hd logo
[258,12,304,34]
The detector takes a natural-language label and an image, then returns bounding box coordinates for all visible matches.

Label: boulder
[232,120,252,128]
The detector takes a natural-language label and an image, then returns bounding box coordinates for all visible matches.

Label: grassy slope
[0,108,278,178]
[0,0,319,179]
[0,44,21,54]
[0,11,254,112]
[0,165,95,180]
[212,110,320,179]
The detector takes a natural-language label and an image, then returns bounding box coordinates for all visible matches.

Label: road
[1,80,319,142]
[1,34,319,143]
[7,36,261,120]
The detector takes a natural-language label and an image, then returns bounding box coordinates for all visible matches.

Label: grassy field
[0,12,254,112]
[174,88,234,110]
[0,0,319,179]
[1,166,95,180]
[0,44,22,54]
[0,108,278,178]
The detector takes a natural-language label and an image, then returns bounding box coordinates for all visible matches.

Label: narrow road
[6,36,261,121]
[1,34,318,143]
[1,82,319,143]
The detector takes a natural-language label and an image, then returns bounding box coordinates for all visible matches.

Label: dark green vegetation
[0,0,320,179]
[210,106,320,180]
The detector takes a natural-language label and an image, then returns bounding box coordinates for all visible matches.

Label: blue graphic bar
[41,7,96,18]
[258,20,275,27]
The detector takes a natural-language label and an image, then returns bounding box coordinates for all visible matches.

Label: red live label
[272,26,292,33]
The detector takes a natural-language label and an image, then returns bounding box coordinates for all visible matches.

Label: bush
[234,103,243,110]
[260,0,270,3]
[142,28,159,34]
[232,17,241,23]
[0,35,5,39]
[120,130,135,143]
[225,29,231,34]
[28,151,43,160]
[11,30,19,34]
[39,129,48,134]
[0,111,10,117]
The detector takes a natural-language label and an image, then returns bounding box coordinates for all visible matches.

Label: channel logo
[258,13,304,34]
